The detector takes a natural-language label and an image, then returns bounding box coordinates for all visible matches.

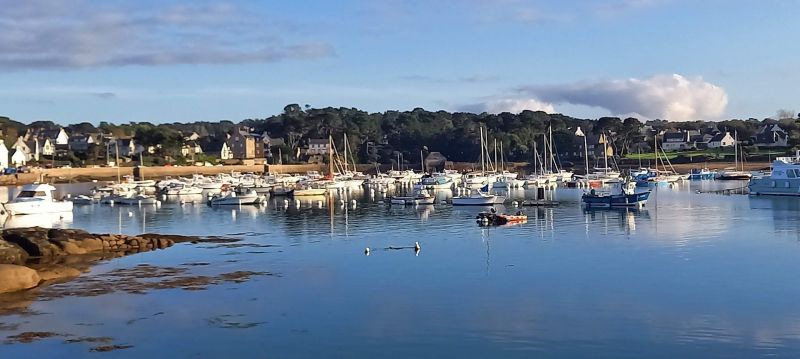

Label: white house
[16,137,37,162]
[11,150,26,166]
[305,139,330,155]
[181,141,203,157]
[39,138,55,156]
[10,137,30,166]
[39,128,69,146]
[0,139,8,169]
[662,131,692,151]
[109,138,144,158]
[707,132,735,148]
[220,142,233,160]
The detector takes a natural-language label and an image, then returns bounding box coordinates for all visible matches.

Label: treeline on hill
[2,105,799,165]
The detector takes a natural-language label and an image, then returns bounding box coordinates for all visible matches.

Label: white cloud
[0,0,333,70]
[460,98,555,114]
[518,74,728,121]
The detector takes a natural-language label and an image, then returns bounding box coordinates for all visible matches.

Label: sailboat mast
[343,133,348,173]
[542,133,550,173]
[549,125,555,172]
[328,135,334,179]
[533,141,538,175]
[583,133,589,177]
[735,130,739,171]
[638,146,642,169]
[115,141,120,183]
[500,142,505,171]
[140,151,144,181]
[480,126,485,174]
[603,131,608,175]
[654,132,658,172]
[420,149,425,173]
[492,138,497,172]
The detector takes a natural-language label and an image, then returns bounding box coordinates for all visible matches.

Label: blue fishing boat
[581,188,651,208]
[687,167,716,180]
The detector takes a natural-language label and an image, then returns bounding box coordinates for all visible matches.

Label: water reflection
[583,207,650,233]
[3,212,74,229]
[749,196,800,235]
[3,180,800,357]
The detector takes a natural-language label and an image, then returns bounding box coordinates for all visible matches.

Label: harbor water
[2,180,800,358]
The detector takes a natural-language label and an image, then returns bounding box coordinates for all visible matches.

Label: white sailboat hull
[165,187,203,195]
[209,193,263,205]
[452,195,505,206]
[113,195,160,205]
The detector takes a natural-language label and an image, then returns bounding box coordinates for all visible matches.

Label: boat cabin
[13,183,58,202]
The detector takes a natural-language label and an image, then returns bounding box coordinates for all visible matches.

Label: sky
[0,0,798,124]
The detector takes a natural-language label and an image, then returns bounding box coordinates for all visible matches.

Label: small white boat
[132,179,157,188]
[110,194,161,205]
[208,189,264,205]
[162,183,204,195]
[452,190,505,206]
[69,195,96,205]
[368,174,396,186]
[493,177,526,188]
[388,190,435,205]
[443,169,463,185]
[463,172,490,188]
[199,181,224,190]
[413,175,454,190]
[584,168,623,183]
[2,183,74,216]
[717,169,752,180]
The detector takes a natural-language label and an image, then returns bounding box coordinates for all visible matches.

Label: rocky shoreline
[0,227,202,294]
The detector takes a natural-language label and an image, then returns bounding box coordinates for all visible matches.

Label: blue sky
[0,0,797,124]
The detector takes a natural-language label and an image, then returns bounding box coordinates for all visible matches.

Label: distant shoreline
[0,161,772,186]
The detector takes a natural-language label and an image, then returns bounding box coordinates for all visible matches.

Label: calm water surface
[2,181,800,358]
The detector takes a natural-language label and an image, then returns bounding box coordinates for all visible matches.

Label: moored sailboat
[717,131,752,180]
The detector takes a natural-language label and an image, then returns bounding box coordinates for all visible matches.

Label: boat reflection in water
[433,189,453,203]
[417,204,434,222]
[159,193,205,205]
[583,206,650,232]
[3,211,74,229]
[209,204,267,219]
[749,196,800,233]
[277,195,330,210]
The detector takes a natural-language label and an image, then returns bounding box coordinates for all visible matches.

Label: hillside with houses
[0,107,797,172]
